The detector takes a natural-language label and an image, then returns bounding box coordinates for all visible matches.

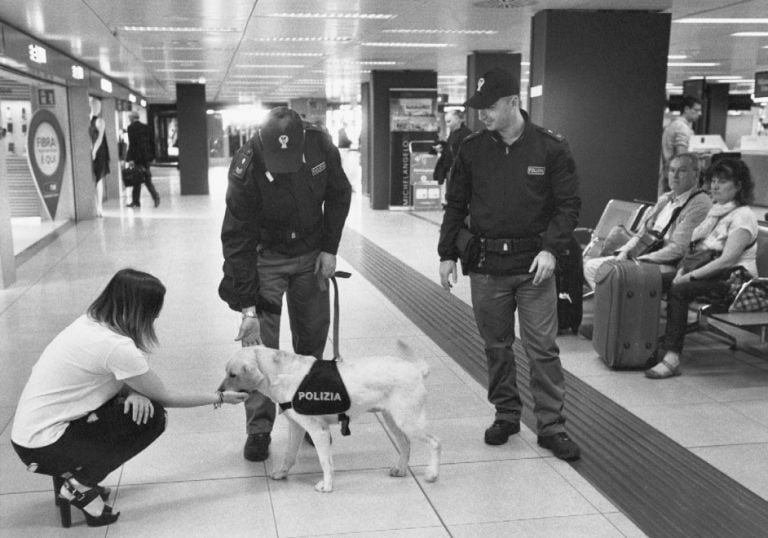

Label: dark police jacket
[220,125,352,310]
[438,111,580,275]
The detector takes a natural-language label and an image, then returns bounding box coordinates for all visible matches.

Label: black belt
[482,236,541,254]
[259,227,302,244]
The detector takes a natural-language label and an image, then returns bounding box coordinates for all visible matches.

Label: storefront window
[0,69,75,256]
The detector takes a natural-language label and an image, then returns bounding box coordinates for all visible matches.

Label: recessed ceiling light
[675,18,768,24]
[258,12,394,20]
[732,32,768,37]
[241,52,324,57]
[122,26,238,32]
[383,29,497,35]
[156,68,221,72]
[668,54,687,60]
[361,42,454,48]
[667,62,720,67]
[234,64,305,68]
[229,75,289,79]
[250,36,351,42]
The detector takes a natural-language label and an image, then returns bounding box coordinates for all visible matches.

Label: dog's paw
[270,470,288,480]
[424,470,439,483]
[389,467,408,478]
[314,480,333,493]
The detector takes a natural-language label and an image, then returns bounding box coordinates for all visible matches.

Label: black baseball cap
[259,107,305,173]
[464,67,520,109]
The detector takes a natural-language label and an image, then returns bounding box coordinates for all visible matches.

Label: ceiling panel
[1,0,767,105]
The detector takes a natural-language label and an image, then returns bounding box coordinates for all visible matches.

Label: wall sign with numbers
[26,109,66,219]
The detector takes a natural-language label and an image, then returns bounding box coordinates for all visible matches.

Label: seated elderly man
[584,152,712,290]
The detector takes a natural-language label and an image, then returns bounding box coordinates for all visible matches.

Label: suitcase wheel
[650,290,657,297]
[623,342,630,349]
[626,291,634,298]
[645,342,653,349]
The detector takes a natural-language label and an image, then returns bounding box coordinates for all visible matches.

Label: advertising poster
[389,89,438,207]
[26,108,66,219]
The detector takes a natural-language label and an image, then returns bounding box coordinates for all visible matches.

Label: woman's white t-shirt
[11,315,149,448]
[700,205,759,277]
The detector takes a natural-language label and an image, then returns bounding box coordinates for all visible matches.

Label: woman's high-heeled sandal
[60,480,120,527]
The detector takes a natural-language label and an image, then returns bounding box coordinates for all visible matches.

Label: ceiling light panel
[383,29,497,35]
[257,12,394,20]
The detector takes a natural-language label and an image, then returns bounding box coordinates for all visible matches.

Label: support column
[0,141,15,287]
[360,81,371,197]
[67,86,96,220]
[101,98,120,200]
[176,83,209,195]
[368,70,437,210]
[530,10,671,228]
[466,52,521,132]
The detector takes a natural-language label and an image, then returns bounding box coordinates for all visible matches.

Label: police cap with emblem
[464,67,520,109]
[259,106,305,173]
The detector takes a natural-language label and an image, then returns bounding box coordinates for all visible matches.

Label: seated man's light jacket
[619,187,711,264]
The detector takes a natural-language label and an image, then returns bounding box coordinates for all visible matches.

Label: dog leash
[330,270,351,361]
[330,271,352,435]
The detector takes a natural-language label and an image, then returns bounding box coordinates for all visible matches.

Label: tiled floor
[1,153,766,536]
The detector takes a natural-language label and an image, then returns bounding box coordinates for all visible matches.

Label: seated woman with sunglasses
[11,269,247,526]
[646,158,759,379]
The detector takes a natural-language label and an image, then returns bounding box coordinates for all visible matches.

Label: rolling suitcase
[593,259,661,369]
[556,235,584,335]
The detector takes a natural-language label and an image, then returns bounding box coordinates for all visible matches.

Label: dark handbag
[626,230,664,259]
[680,244,719,275]
[121,164,144,188]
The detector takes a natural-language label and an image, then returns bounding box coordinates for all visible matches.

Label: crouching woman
[11,268,246,526]
[647,158,759,379]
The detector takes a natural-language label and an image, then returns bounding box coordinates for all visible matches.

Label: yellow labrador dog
[221,345,441,492]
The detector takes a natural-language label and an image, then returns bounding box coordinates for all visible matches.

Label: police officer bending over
[220,107,352,461]
[438,68,582,461]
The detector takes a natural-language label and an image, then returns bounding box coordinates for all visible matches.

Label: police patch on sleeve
[311,162,327,176]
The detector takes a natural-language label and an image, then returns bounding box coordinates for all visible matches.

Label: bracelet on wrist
[213,390,224,409]
[689,273,698,281]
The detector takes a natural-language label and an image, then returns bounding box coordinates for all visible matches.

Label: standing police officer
[438,68,582,461]
[220,107,352,461]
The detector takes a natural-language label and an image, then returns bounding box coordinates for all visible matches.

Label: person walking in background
[126,111,159,208]
[432,108,472,186]
[11,268,246,527]
[219,106,352,462]
[659,95,702,196]
[438,67,582,461]
[89,99,109,217]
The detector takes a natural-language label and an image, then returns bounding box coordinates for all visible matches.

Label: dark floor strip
[339,226,768,538]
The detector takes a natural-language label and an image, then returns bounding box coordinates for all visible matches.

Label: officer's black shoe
[153,197,160,208]
[537,432,581,461]
[243,433,270,462]
[126,202,140,208]
[484,420,520,445]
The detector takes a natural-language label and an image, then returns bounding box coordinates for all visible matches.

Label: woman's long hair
[708,158,755,206]
[87,268,166,352]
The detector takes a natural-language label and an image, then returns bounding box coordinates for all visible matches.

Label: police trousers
[469,272,566,436]
[12,396,166,486]
[244,249,330,434]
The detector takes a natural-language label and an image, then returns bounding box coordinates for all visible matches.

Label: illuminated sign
[100,78,113,93]
[26,109,66,219]
[755,71,768,99]
[128,93,137,103]
[140,99,147,107]
[71,65,85,80]
[28,44,47,64]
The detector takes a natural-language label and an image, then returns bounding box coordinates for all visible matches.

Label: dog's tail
[397,340,430,379]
